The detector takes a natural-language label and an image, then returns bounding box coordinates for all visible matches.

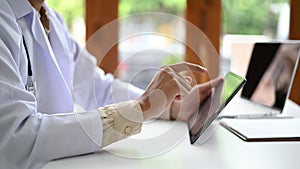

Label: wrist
[137,99,149,112]
[170,100,180,120]
[137,98,152,120]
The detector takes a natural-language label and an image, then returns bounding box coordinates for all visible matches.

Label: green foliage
[119,0,186,17]
[46,0,84,28]
[45,0,289,35]
[163,53,183,65]
[222,0,289,35]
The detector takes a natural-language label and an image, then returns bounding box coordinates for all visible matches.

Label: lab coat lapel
[48,26,74,85]
[8,0,74,113]
[30,13,62,72]
[29,13,74,113]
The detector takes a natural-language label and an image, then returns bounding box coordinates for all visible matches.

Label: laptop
[230,42,300,117]
[188,72,246,144]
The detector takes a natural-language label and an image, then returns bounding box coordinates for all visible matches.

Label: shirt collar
[6,0,35,19]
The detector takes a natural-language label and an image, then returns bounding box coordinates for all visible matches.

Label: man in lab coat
[0,0,222,169]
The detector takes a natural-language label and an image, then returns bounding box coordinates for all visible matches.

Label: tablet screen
[188,72,246,144]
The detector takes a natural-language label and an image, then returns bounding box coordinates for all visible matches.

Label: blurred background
[46,0,298,92]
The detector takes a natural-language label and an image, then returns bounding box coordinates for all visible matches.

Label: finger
[200,89,212,101]
[173,76,192,97]
[175,95,182,100]
[170,71,192,92]
[159,67,192,95]
[197,76,224,91]
[190,77,222,101]
[167,62,207,73]
[208,76,224,88]
[184,76,192,84]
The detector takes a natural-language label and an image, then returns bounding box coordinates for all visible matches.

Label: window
[118,0,186,89]
[47,0,86,46]
[221,0,290,76]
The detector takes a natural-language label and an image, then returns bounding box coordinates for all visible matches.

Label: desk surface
[43,100,300,169]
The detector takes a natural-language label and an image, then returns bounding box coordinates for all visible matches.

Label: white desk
[43,100,300,169]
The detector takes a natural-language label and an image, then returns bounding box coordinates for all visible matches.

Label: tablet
[188,72,246,144]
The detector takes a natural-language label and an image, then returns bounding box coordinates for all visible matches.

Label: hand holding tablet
[188,72,246,144]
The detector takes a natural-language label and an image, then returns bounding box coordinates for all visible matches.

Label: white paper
[221,118,300,139]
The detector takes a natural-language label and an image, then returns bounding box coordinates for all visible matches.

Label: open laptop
[228,42,300,117]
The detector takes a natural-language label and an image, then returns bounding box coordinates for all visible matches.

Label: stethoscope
[22,36,37,96]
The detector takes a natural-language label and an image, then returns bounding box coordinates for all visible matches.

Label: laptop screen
[241,42,300,111]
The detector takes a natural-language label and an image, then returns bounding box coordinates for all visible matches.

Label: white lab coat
[0,0,143,169]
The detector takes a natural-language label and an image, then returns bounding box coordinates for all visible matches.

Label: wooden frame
[185,0,221,83]
[85,0,299,103]
[289,0,300,104]
[85,0,119,74]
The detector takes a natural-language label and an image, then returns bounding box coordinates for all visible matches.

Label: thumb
[184,76,192,84]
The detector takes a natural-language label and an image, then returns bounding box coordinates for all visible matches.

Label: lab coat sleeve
[47,2,141,110]
[72,45,144,110]
[71,47,171,119]
[51,4,144,108]
[0,35,102,169]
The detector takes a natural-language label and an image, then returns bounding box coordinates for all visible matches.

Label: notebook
[221,118,300,142]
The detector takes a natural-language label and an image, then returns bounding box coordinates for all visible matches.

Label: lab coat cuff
[98,100,143,147]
